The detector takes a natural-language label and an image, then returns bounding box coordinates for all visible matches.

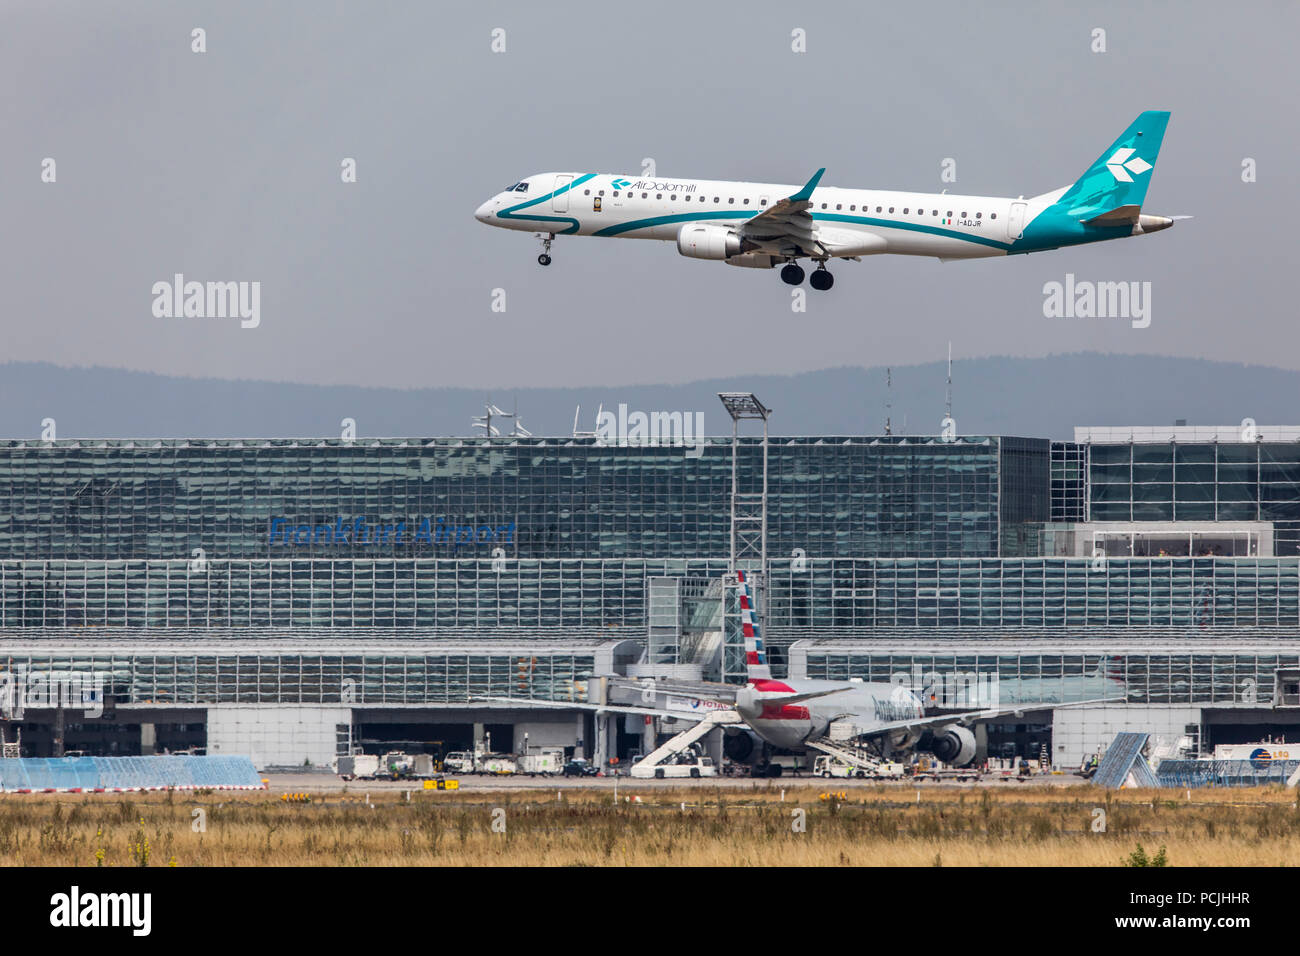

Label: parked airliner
[475,111,1178,289]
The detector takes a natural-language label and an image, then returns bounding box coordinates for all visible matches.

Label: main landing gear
[809,264,834,291]
[780,260,834,289]
[536,232,554,266]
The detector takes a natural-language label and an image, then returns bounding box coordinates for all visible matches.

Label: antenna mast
[884,367,893,436]
[945,342,953,423]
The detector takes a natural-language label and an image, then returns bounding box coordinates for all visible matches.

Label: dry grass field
[2,783,1298,866]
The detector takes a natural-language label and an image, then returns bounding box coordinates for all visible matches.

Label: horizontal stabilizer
[1083,204,1142,225]
[762,686,853,705]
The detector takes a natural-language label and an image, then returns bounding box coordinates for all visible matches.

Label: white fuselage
[476,171,1031,261]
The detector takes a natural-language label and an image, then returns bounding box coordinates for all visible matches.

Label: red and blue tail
[735,570,771,681]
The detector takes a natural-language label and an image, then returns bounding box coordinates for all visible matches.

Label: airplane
[478,571,1122,777]
[474,111,1180,290]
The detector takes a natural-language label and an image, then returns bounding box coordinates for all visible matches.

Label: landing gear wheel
[780,263,805,286]
[536,232,555,266]
[809,267,834,291]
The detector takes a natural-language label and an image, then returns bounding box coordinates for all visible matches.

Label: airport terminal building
[2,421,1299,768]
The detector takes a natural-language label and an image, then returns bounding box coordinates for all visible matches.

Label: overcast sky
[1,0,1294,390]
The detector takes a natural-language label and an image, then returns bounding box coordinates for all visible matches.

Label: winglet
[790,167,825,203]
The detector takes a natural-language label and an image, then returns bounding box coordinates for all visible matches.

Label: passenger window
[990,213,997,219]
[836,204,842,210]
[714,197,720,203]
[821,203,828,209]
[903,208,909,214]
[888,207,894,213]
[976,212,981,219]
[584,189,590,195]
[743,198,750,205]
[876,206,882,213]
[947,210,953,217]
[961,211,967,218]
[671,194,677,200]
[728,197,735,204]
[642,192,648,198]
[760,199,767,206]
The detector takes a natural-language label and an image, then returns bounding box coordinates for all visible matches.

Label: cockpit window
[514,182,529,192]
[504,182,519,192]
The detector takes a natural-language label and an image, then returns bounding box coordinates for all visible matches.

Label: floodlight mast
[717,393,770,569]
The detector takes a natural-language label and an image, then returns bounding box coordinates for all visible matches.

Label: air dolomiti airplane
[475,111,1178,289]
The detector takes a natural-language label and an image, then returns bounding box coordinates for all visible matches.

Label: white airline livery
[475,111,1179,289]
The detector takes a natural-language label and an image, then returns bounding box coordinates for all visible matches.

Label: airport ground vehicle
[631,755,718,779]
[442,751,475,774]
[477,754,518,775]
[562,758,599,777]
[813,755,867,778]
[518,747,565,776]
[333,752,440,780]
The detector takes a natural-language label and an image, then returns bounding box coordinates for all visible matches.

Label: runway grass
[2,783,1298,866]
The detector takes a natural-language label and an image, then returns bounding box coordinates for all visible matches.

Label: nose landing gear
[536,232,554,266]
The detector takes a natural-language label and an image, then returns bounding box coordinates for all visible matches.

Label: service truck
[517,747,565,776]
[631,755,718,779]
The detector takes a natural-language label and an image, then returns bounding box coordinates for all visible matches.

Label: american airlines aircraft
[486,572,1120,776]
[475,111,1178,289]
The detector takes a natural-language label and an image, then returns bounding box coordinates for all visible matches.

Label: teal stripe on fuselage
[594,210,751,237]
[813,213,1011,250]
[593,208,1012,250]
[496,173,597,235]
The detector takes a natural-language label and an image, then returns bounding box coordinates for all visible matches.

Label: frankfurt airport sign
[269,516,515,548]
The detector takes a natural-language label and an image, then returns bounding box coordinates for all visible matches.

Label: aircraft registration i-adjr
[475,111,1184,290]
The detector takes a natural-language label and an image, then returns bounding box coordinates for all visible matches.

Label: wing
[738,168,828,258]
[472,696,726,722]
[857,696,1126,738]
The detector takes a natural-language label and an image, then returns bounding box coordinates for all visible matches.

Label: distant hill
[0,354,1293,441]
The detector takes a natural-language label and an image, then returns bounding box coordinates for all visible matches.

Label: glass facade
[9,556,1298,633]
[803,645,1300,706]
[0,646,599,705]
[764,557,1300,631]
[1088,441,1300,554]
[0,436,1029,562]
[1050,441,1086,522]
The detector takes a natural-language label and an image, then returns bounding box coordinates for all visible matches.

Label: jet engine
[723,728,763,765]
[676,223,743,260]
[921,725,977,767]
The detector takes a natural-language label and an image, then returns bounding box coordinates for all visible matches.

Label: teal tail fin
[1057,111,1170,216]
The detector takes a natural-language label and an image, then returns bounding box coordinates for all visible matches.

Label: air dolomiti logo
[612,178,696,193]
[1104,148,1152,183]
